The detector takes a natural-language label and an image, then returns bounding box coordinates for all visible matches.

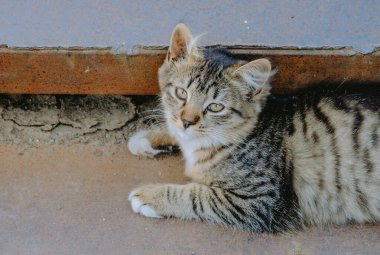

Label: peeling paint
[0,95,143,147]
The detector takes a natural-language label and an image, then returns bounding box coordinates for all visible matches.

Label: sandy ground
[0,144,379,255]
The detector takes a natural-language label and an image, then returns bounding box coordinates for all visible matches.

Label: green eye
[207,103,225,113]
[175,87,188,100]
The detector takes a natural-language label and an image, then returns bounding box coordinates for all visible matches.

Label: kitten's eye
[207,103,225,113]
[175,87,188,100]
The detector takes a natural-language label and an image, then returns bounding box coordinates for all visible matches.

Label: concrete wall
[0,0,379,53]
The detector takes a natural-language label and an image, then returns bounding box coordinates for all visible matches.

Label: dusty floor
[0,144,379,255]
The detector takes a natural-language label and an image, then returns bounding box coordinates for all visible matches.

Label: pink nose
[182,119,195,129]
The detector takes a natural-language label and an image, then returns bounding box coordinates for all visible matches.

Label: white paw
[128,130,164,157]
[128,192,162,218]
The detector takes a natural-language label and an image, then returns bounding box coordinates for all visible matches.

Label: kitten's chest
[179,142,227,184]
[181,145,197,169]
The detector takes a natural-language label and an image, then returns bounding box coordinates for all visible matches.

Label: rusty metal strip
[0,48,379,95]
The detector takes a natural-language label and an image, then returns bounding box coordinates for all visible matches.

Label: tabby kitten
[128,23,380,232]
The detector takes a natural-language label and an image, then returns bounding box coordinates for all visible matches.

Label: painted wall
[0,0,379,53]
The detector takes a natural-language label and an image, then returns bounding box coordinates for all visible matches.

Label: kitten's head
[158,23,274,146]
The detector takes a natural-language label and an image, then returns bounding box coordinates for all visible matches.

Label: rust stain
[0,49,379,95]
[236,53,380,93]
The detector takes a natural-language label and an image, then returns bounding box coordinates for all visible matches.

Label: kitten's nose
[182,119,195,129]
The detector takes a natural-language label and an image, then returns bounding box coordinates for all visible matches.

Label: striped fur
[128,24,380,232]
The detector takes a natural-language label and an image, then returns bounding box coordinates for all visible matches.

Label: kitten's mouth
[170,121,197,140]
[177,129,193,139]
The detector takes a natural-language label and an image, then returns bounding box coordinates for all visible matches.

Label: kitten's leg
[128,128,177,158]
[129,183,252,229]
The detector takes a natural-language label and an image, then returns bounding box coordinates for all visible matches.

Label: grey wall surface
[0,0,379,53]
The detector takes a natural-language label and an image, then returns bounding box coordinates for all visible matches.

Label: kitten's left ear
[232,59,274,92]
[167,23,198,62]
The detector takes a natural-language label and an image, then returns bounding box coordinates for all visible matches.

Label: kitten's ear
[167,23,196,62]
[232,59,274,91]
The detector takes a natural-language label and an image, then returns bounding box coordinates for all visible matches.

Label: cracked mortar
[0,94,161,149]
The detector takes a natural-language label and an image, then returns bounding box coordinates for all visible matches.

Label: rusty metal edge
[0,47,380,95]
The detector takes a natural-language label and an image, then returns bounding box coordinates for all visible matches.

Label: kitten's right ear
[167,23,195,62]
[232,59,274,91]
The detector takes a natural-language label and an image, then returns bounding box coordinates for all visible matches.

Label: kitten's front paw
[128,186,163,218]
[128,130,164,158]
